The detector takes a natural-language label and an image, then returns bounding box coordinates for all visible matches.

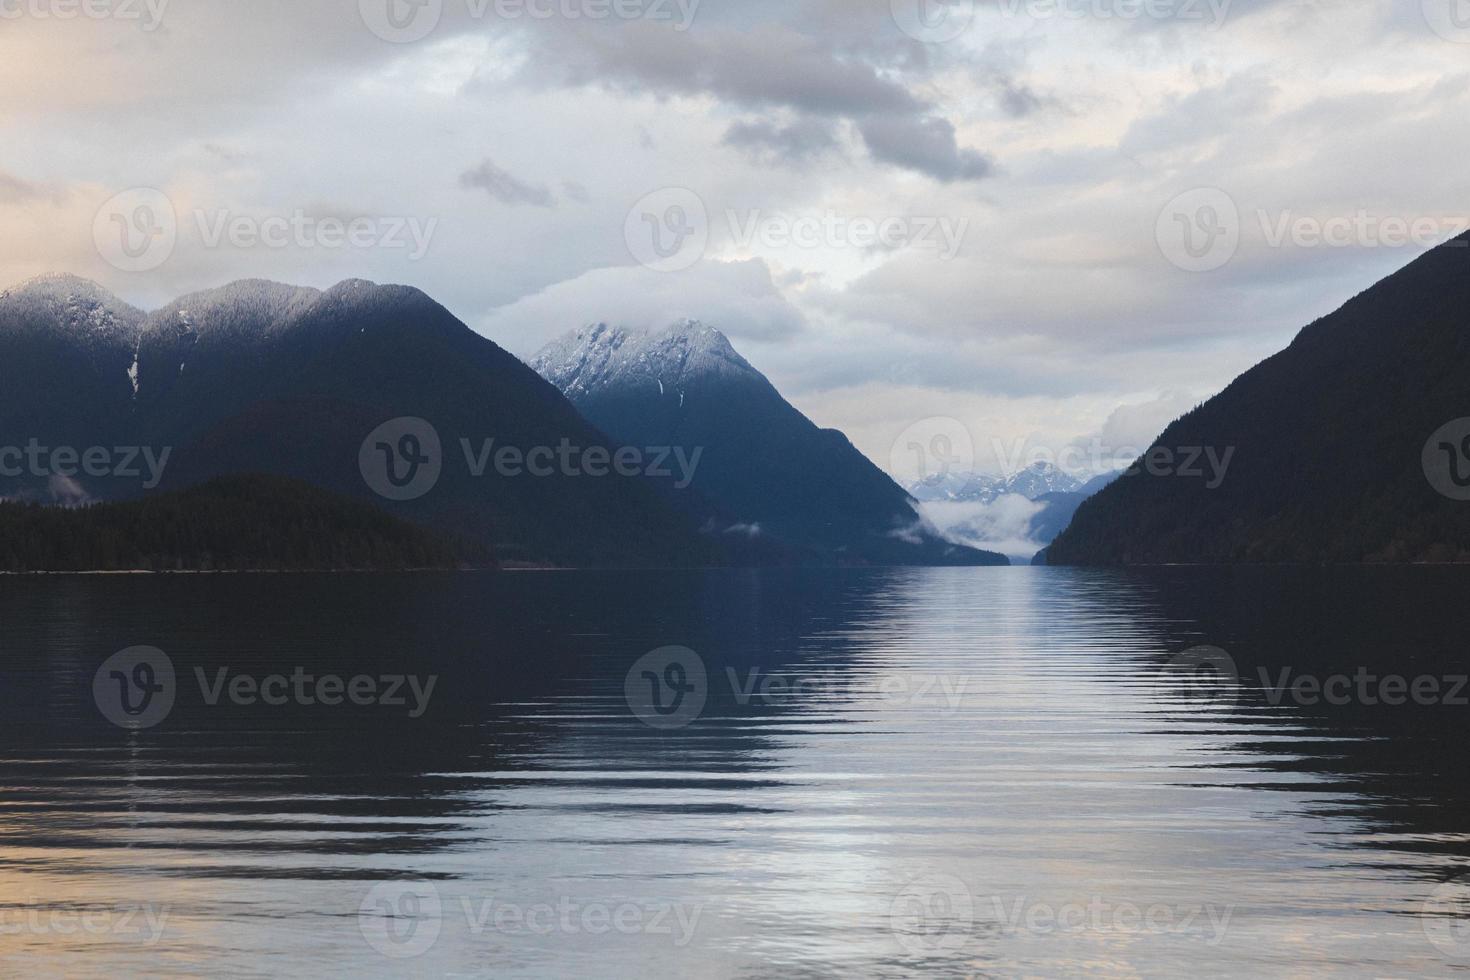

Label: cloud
[918,496,1046,562]
[460,158,556,207]
[723,117,841,166]
[0,172,47,203]
[857,115,994,182]
[1095,391,1201,452]
[505,16,992,180]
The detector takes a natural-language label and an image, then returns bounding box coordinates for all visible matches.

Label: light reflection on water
[1,566,1468,977]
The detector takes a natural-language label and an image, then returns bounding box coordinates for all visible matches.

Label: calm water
[2,566,1470,977]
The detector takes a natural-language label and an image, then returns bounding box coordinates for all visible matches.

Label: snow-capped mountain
[532,320,756,403]
[532,320,1006,566]
[0,275,715,566]
[908,462,1083,503]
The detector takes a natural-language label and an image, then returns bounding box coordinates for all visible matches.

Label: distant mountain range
[1049,232,1470,564]
[0,275,1002,568]
[906,463,1118,564]
[909,462,1092,503]
[532,321,1004,566]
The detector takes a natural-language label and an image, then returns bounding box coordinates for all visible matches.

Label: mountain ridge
[532,319,1006,566]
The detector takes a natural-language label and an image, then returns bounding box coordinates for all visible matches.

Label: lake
[1,566,1469,977]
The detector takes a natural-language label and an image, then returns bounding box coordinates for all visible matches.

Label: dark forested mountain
[1049,233,1470,565]
[0,474,485,572]
[0,275,713,567]
[532,321,1005,565]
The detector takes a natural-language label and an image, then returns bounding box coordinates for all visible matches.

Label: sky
[3,0,1468,482]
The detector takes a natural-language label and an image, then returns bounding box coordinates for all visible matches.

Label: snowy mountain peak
[530,319,757,400]
[908,461,1083,503]
[0,273,143,344]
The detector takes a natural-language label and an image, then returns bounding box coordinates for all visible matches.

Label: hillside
[1048,234,1470,564]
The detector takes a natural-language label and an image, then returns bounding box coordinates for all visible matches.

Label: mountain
[0,274,144,499]
[0,275,715,567]
[0,474,487,572]
[908,462,1082,504]
[1048,233,1470,565]
[531,321,1005,565]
